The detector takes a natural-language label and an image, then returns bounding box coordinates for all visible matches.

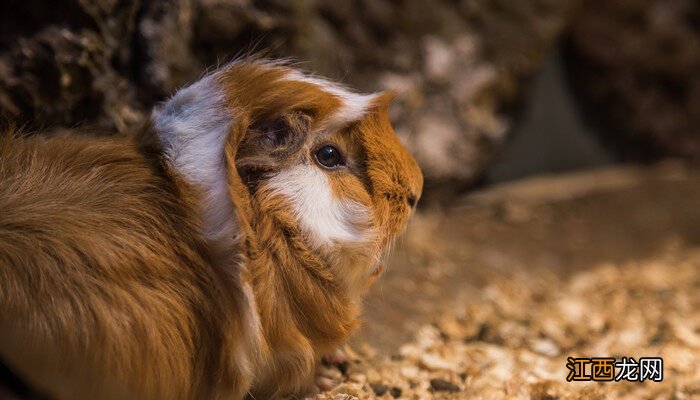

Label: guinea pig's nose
[406,193,418,208]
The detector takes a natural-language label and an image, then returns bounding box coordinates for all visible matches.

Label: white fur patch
[151,73,236,245]
[153,71,264,386]
[265,165,373,249]
[285,71,378,128]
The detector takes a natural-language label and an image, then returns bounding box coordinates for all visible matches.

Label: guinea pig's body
[0,60,422,399]
[0,133,251,399]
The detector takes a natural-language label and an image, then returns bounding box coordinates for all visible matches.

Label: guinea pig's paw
[312,348,349,392]
[314,362,343,392]
[321,347,349,375]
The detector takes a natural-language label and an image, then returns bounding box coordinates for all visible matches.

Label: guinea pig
[0,59,423,399]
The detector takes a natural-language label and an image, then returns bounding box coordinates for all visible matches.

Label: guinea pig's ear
[234,111,311,189]
[149,72,248,248]
[371,90,397,113]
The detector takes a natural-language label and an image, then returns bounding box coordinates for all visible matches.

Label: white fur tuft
[266,165,373,249]
[152,71,264,381]
[151,73,236,245]
[285,71,378,128]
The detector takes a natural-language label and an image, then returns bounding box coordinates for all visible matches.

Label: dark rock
[0,0,577,188]
[211,0,578,188]
[430,378,460,392]
[369,382,390,396]
[0,0,143,132]
[136,0,199,103]
[566,0,700,161]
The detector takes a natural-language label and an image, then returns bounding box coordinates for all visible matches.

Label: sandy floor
[316,164,700,399]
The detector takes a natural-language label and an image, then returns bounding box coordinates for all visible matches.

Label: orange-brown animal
[0,59,422,399]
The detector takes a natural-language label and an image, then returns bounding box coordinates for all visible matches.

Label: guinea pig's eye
[314,145,345,169]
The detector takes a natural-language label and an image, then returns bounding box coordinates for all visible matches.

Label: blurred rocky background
[567,0,700,161]
[3,2,700,399]
[0,0,699,193]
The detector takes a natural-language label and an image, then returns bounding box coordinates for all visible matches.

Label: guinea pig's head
[152,60,422,299]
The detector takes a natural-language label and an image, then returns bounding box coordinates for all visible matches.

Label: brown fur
[0,132,251,399]
[0,60,422,399]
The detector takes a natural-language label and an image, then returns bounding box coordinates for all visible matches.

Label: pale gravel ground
[313,166,700,400]
[317,241,700,399]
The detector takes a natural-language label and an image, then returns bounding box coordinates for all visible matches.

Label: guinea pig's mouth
[366,232,403,284]
[365,262,385,289]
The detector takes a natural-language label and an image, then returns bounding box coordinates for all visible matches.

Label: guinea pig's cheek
[372,200,397,244]
[264,165,375,249]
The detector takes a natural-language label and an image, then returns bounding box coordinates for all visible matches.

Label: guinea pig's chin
[327,242,382,298]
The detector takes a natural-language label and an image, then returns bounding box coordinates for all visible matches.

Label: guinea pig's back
[0,132,239,400]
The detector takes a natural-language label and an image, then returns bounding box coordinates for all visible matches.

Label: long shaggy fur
[0,60,423,399]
